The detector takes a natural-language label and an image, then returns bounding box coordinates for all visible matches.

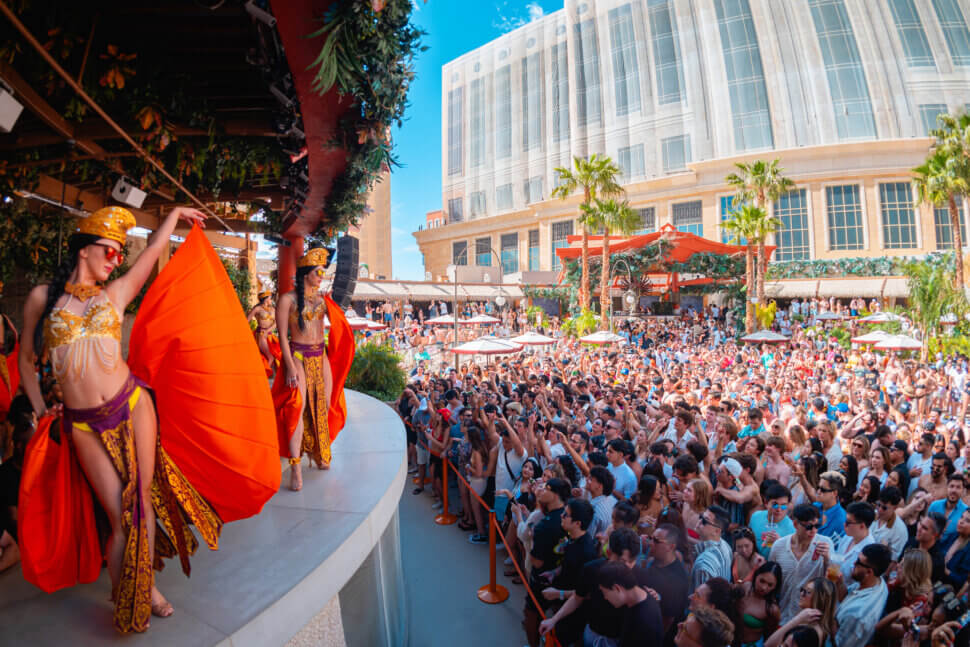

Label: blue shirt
[739,423,766,439]
[749,509,796,557]
[608,462,638,500]
[816,502,846,539]
[928,499,969,544]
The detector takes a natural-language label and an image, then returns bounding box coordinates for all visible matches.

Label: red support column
[278,235,303,295]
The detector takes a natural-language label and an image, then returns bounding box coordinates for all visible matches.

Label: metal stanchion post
[434,459,457,525]
[478,509,509,604]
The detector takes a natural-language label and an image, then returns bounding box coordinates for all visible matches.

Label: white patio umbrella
[426,314,462,325]
[740,329,790,344]
[464,314,501,325]
[858,312,904,324]
[579,331,626,345]
[509,331,556,346]
[450,336,523,355]
[814,311,842,321]
[851,330,890,345]
[366,320,388,330]
[345,315,372,331]
[873,334,921,351]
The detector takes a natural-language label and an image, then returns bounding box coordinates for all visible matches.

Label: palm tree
[722,205,762,332]
[552,155,623,310]
[903,258,965,361]
[581,198,641,325]
[915,113,970,290]
[725,159,795,306]
[749,207,783,315]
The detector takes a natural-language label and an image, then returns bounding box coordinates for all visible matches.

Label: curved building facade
[415,0,970,282]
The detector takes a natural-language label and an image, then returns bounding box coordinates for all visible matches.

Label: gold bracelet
[288,457,301,466]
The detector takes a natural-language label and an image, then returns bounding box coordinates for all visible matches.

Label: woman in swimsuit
[19,206,213,632]
[736,561,782,647]
[732,527,766,584]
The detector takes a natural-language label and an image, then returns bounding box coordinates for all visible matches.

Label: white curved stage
[0,390,407,647]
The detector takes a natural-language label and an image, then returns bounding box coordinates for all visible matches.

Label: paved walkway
[399,480,526,647]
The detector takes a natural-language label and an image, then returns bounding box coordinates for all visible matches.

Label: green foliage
[526,305,544,325]
[828,326,852,350]
[928,335,970,358]
[725,159,796,208]
[219,256,252,312]
[560,308,599,339]
[903,256,966,358]
[767,253,955,279]
[345,341,407,402]
[305,0,424,237]
[0,198,69,285]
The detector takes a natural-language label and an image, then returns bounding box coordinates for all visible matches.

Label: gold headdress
[258,289,272,301]
[297,248,331,268]
[77,206,136,245]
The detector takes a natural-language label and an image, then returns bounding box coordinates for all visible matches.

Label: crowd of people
[395,297,970,647]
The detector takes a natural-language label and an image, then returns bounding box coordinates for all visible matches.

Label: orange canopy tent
[554,223,775,295]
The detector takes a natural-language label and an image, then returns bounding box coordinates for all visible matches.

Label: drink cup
[826,563,841,581]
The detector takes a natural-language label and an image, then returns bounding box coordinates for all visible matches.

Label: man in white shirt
[769,503,835,623]
[907,432,936,497]
[586,466,617,540]
[836,543,892,647]
[870,486,908,558]
[832,502,876,584]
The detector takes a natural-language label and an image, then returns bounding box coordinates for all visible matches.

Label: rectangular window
[551,220,574,271]
[551,44,570,142]
[528,229,540,271]
[469,78,485,168]
[495,66,512,159]
[919,103,947,135]
[887,0,936,67]
[880,182,918,249]
[453,241,468,266]
[524,176,543,204]
[575,20,603,127]
[935,197,967,249]
[618,144,645,179]
[720,195,748,244]
[826,185,865,250]
[447,87,463,175]
[662,134,691,173]
[476,237,492,266]
[808,0,877,140]
[469,191,486,219]
[496,183,514,211]
[648,0,684,105]
[447,197,463,223]
[609,4,641,117]
[636,207,656,234]
[500,233,518,274]
[714,0,774,151]
[522,53,542,151]
[932,0,970,65]
[673,200,703,236]
[774,189,811,260]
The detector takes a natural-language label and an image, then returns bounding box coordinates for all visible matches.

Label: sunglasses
[818,487,835,494]
[799,521,820,530]
[799,587,812,596]
[96,243,124,264]
[700,516,721,529]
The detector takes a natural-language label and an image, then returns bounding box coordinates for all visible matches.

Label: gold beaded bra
[43,296,123,381]
[289,299,326,325]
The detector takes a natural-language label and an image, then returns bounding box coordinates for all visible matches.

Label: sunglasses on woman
[96,243,125,264]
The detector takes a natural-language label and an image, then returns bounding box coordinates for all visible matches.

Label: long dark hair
[752,560,783,608]
[35,233,101,352]
[294,265,314,332]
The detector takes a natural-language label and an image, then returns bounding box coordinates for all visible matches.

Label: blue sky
[388,0,563,280]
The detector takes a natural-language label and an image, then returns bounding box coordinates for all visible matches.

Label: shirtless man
[917,453,952,502]
[764,436,792,486]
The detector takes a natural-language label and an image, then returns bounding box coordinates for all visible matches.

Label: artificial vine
[767,253,955,280]
[305,0,425,235]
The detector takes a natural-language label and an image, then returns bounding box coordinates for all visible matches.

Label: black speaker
[331,235,359,308]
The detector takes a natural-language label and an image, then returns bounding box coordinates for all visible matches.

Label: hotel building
[413,0,970,284]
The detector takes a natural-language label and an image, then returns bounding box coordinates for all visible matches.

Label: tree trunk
[745,247,756,333]
[600,228,611,329]
[950,195,965,291]
[756,238,766,309]
[580,187,591,311]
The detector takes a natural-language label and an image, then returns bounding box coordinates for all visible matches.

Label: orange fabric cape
[19,226,280,594]
[0,343,20,422]
[272,295,355,455]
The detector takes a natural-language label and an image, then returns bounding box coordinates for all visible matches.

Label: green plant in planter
[345,341,407,402]
[561,308,599,339]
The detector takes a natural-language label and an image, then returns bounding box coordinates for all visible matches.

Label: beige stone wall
[350,172,392,280]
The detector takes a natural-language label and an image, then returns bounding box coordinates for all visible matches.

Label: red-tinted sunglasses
[96,243,125,264]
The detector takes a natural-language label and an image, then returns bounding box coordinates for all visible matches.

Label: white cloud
[493,1,545,33]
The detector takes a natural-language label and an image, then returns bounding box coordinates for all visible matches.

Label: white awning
[820,278,885,298]
[764,280,818,298]
[764,277,909,299]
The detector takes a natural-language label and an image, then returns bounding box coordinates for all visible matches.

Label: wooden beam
[172,227,247,250]
[32,174,160,230]
[0,61,106,157]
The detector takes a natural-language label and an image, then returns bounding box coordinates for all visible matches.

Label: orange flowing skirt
[18,226,280,628]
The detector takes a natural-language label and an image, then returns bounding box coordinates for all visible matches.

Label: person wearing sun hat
[17,205,282,633]
[271,247,356,491]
